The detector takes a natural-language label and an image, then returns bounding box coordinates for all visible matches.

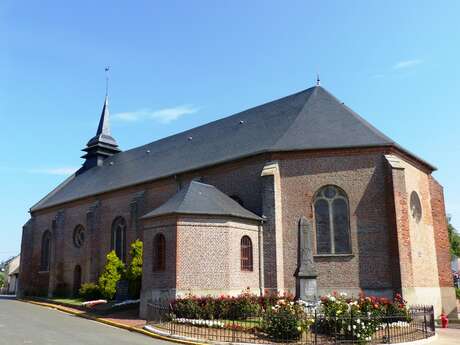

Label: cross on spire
[105,66,110,97]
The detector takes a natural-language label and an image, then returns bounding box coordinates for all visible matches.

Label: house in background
[0,255,20,295]
[5,255,20,295]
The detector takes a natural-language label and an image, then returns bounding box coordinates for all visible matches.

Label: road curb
[18,298,206,345]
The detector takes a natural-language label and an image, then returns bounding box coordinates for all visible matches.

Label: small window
[111,217,127,262]
[240,236,253,271]
[410,191,422,223]
[73,225,85,248]
[153,233,166,272]
[314,185,351,254]
[40,231,51,271]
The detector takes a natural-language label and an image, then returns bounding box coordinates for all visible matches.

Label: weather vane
[316,73,320,86]
[105,66,110,96]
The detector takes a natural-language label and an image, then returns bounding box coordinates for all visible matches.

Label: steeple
[81,93,121,170]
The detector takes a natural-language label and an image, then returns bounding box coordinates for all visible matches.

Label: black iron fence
[146,303,435,344]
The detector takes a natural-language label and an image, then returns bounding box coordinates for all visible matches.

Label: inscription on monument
[295,217,318,302]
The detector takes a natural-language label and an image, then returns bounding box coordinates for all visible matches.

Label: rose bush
[172,289,291,320]
[170,290,411,344]
[262,299,313,340]
[318,292,410,343]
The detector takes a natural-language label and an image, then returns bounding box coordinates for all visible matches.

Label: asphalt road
[0,296,168,345]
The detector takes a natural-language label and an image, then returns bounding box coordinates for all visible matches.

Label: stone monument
[295,217,318,302]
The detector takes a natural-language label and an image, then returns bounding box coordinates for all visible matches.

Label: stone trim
[130,191,145,240]
[86,201,101,282]
[385,156,414,289]
[261,161,284,291]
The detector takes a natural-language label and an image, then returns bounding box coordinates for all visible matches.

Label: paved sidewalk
[432,328,459,344]
[24,298,147,329]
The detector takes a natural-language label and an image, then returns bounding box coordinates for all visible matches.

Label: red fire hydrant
[440,313,449,328]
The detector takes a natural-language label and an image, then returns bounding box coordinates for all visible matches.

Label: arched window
[314,185,351,254]
[240,236,253,271]
[153,233,166,272]
[111,217,127,262]
[40,231,51,271]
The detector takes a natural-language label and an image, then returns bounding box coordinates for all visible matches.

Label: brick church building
[18,85,457,318]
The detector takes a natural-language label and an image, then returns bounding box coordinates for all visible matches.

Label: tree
[126,239,143,298]
[98,251,125,300]
[448,215,460,258]
[0,271,5,289]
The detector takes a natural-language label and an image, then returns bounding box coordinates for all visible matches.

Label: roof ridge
[111,87,316,158]
[317,87,395,144]
[271,86,319,149]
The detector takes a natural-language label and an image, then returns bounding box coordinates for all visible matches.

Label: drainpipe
[258,218,265,296]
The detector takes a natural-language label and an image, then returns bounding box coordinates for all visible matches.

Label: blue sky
[1,1,459,261]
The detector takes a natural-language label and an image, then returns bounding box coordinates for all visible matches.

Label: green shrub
[456,288,460,300]
[262,300,308,340]
[173,296,202,319]
[227,291,261,319]
[98,251,125,300]
[319,292,410,343]
[79,283,101,300]
[126,239,143,299]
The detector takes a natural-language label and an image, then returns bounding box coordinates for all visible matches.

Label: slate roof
[86,96,119,148]
[141,180,262,221]
[31,85,434,212]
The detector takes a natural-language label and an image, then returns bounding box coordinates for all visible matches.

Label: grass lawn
[50,298,85,306]
[222,318,261,328]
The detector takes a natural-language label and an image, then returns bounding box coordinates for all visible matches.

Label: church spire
[87,95,118,147]
[81,68,121,170]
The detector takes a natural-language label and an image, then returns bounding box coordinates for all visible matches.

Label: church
[18,84,457,318]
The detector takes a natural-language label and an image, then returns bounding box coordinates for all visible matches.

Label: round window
[73,225,85,248]
[410,191,422,223]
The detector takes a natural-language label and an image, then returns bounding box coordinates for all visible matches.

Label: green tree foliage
[448,215,460,258]
[78,282,101,300]
[0,271,5,288]
[98,251,125,300]
[126,239,143,298]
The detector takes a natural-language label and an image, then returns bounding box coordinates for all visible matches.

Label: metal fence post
[334,315,337,345]
[386,308,390,344]
[430,306,435,333]
[350,309,353,344]
[423,306,428,338]
[314,309,318,345]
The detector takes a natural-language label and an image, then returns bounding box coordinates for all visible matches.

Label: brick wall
[278,152,394,295]
[176,216,260,293]
[23,156,266,297]
[429,177,453,287]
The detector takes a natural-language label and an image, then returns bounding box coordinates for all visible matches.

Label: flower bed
[147,291,434,344]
